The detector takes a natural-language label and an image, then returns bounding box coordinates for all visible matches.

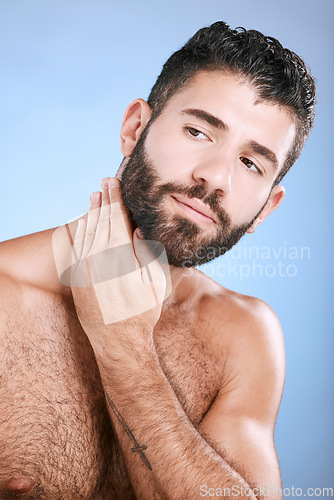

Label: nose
[192,154,232,196]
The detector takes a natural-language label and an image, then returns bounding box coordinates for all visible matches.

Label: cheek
[229,184,271,224]
[145,126,194,181]
[146,123,174,162]
[148,145,191,183]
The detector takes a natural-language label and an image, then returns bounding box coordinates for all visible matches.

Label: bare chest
[0,295,223,499]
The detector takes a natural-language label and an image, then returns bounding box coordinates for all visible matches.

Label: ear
[247,185,285,234]
[120,98,152,157]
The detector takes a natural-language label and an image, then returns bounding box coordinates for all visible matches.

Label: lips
[171,195,216,224]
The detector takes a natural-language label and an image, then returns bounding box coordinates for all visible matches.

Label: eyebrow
[247,141,279,171]
[181,108,229,131]
[181,107,279,171]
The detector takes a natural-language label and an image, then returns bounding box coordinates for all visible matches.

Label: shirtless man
[0,22,316,499]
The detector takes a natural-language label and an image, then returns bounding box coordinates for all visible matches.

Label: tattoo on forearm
[104,391,152,471]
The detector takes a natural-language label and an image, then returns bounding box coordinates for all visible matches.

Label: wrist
[91,325,157,373]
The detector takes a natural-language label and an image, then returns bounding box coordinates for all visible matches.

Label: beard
[120,123,262,268]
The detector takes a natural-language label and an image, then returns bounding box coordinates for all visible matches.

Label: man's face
[121,71,295,268]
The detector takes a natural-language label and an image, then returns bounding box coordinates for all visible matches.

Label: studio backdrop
[1,0,333,494]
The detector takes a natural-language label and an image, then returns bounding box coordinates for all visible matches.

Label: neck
[163,264,199,307]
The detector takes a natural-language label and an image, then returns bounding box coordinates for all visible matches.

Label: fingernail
[108,178,120,190]
[78,218,85,229]
[101,179,108,189]
[137,228,144,239]
[91,191,100,202]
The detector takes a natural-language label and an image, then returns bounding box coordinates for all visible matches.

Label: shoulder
[195,272,285,419]
[0,237,28,304]
[0,268,23,303]
[0,236,47,320]
[0,271,24,339]
[196,270,284,347]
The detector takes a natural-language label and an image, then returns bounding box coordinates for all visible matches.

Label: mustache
[156,182,232,227]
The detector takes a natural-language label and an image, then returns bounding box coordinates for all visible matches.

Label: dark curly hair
[147,21,316,185]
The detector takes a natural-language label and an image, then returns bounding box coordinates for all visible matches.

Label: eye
[241,157,262,175]
[185,127,209,141]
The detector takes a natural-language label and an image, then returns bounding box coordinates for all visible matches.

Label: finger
[70,218,91,287]
[93,177,112,250]
[73,218,87,262]
[82,192,102,259]
[107,177,134,248]
[52,215,89,288]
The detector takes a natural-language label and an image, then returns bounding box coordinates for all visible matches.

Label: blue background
[1,0,333,494]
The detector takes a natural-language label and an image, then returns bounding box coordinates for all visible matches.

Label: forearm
[95,334,256,500]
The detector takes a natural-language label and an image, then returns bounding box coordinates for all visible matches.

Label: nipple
[6,476,35,495]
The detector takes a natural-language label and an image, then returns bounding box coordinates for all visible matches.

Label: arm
[69,178,285,499]
[97,331,253,499]
[198,297,285,496]
[95,299,285,500]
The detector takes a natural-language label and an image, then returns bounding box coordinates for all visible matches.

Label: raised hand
[53,177,171,356]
